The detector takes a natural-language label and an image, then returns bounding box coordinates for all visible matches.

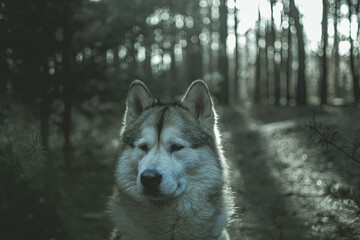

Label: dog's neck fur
[109,187,227,240]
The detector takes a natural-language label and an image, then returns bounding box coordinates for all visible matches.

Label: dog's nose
[141,169,162,195]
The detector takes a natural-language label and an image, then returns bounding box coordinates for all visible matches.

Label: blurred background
[0,0,359,239]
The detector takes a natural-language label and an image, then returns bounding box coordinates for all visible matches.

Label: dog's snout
[141,169,162,195]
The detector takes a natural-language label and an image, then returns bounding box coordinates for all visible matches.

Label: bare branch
[306,117,360,165]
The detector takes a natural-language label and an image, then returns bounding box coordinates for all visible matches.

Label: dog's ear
[124,80,153,123]
[181,80,215,128]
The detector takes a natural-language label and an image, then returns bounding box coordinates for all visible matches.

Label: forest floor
[2,102,360,240]
[221,105,360,240]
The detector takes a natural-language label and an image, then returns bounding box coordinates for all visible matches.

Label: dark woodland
[0,0,360,239]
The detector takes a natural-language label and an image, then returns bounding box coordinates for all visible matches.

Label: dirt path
[221,106,360,240]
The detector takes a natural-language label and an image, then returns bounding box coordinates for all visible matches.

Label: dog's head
[115,80,224,203]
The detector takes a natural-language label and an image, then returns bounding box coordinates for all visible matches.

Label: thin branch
[306,117,360,165]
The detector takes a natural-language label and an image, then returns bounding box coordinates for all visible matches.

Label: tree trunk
[128,38,138,80]
[186,41,203,82]
[40,84,52,149]
[169,22,181,96]
[270,0,281,105]
[218,0,229,104]
[0,53,7,93]
[332,0,340,98]
[289,0,307,105]
[254,9,261,103]
[0,59,7,93]
[348,0,360,103]
[0,5,8,93]
[62,2,74,169]
[286,15,292,104]
[210,4,219,80]
[320,0,328,104]
[144,37,153,83]
[244,32,251,100]
[265,23,271,101]
[113,47,119,66]
[234,2,240,103]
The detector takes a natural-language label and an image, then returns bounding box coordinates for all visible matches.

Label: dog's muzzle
[141,169,162,196]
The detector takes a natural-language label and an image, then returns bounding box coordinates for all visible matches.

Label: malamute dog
[108,80,233,240]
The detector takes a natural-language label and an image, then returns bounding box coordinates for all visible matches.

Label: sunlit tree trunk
[218,0,229,104]
[347,0,360,103]
[289,0,307,105]
[320,0,328,105]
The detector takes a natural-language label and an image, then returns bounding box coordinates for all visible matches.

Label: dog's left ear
[181,80,215,129]
[124,80,153,124]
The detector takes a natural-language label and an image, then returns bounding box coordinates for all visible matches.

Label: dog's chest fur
[109,189,226,240]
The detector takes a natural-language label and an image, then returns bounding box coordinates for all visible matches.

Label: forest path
[220,106,360,240]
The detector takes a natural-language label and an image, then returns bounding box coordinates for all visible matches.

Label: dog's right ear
[124,80,153,124]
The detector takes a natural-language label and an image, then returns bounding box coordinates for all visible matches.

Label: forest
[0,0,360,239]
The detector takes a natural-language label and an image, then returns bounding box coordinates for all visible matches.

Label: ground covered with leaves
[1,101,360,240]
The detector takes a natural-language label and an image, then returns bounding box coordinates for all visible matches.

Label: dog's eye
[170,144,184,153]
[139,143,149,153]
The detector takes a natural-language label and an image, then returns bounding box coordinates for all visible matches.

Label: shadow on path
[221,108,313,240]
